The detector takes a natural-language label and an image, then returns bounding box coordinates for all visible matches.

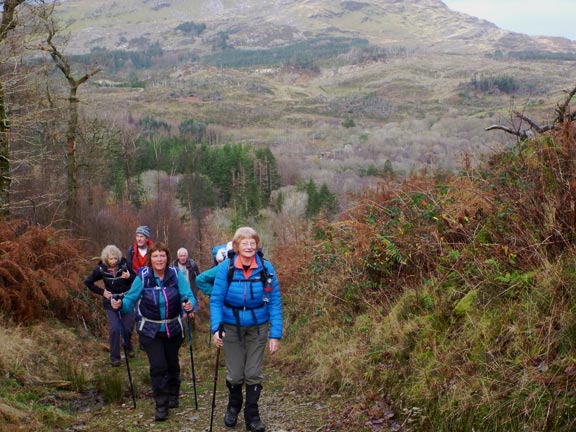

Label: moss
[452,290,478,318]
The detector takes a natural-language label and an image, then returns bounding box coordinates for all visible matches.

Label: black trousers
[139,332,184,398]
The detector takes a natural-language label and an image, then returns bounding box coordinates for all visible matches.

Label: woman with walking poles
[84,245,136,367]
[111,242,196,422]
[210,227,283,432]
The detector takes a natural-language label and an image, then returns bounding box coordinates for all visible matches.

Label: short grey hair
[177,248,188,256]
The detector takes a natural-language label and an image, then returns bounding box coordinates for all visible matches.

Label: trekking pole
[113,295,136,409]
[209,324,224,432]
[182,297,198,410]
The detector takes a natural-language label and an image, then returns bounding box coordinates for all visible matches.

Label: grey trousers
[223,322,269,386]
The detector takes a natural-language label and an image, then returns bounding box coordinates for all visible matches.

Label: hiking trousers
[223,322,269,386]
[105,308,135,361]
[139,332,184,398]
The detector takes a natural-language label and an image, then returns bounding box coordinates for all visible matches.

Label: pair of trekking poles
[114,295,223,432]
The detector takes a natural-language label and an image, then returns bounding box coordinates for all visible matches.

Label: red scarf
[131,239,152,272]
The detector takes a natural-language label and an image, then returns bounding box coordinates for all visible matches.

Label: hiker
[196,241,232,296]
[211,241,231,266]
[210,227,283,432]
[111,242,196,422]
[126,225,153,274]
[172,247,201,312]
[84,245,136,367]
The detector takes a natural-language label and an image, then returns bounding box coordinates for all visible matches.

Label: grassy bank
[277,122,576,430]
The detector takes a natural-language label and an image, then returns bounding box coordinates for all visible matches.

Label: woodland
[2,0,576,431]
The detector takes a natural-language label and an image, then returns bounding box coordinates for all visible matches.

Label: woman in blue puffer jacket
[211,227,283,432]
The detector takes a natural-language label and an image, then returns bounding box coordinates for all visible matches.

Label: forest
[2,1,576,431]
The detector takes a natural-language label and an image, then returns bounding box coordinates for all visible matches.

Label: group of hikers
[84,225,283,432]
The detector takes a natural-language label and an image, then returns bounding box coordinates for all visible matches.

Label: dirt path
[70,346,330,432]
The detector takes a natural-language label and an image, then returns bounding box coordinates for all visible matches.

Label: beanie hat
[135,225,151,238]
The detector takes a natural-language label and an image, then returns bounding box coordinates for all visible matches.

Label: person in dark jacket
[84,245,136,367]
[126,225,153,274]
[172,247,201,312]
[211,227,283,432]
[111,242,196,422]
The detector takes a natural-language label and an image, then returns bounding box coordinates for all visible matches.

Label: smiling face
[238,237,257,260]
[232,227,260,263]
[150,250,168,274]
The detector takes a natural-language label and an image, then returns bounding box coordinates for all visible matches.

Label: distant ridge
[56,0,576,54]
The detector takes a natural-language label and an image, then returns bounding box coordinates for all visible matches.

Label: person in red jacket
[126,225,153,274]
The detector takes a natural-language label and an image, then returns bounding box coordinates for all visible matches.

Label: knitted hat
[135,225,151,238]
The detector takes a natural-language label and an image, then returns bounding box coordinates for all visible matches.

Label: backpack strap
[224,251,270,341]
[227,249,268,285]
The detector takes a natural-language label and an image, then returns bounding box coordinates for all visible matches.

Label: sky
[443,0,576,41]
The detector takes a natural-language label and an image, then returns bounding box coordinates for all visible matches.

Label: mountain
[56,0,575,55]
[48,0,576,198]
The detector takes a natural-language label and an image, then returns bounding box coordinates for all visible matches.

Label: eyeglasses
[239,240,257,247]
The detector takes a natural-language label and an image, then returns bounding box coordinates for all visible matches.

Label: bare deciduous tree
[0,0,27,216]
[37,3,101,227]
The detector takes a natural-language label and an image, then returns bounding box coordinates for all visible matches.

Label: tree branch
[486,83,576,139]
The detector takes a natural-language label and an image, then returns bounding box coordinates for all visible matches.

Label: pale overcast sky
[443,0,576,41]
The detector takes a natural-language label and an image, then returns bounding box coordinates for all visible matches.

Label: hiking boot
[168,395,179,409]
[154,405,168,421]
[244,384,264,432]
[110,359,121,367]
[224,406,240,427]
[154,395,169,421]
[245,417,265,432]
[127,349,135,358]
[224,381,243,427]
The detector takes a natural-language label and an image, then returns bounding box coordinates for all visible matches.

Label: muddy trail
[67,331,336,432]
